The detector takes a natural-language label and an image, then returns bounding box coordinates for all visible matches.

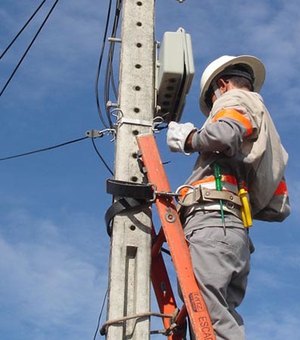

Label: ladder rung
[151,227,165,258]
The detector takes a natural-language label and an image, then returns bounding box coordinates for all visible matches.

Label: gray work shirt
[182,89,289,234]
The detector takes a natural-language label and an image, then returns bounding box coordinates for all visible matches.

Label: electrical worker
[167,55,290,339]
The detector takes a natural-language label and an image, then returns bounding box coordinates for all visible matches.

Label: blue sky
[0,1,299,339]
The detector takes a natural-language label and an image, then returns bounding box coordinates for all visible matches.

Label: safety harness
[176,166,253,228]
[105,163,253,235]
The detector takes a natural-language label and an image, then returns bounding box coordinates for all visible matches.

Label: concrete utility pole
[106,0,155,339]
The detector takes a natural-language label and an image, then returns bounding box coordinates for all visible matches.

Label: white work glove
[167,121,196,153]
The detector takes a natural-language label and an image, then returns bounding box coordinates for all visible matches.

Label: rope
[100,311,175,336]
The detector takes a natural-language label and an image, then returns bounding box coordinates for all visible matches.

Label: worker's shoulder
[221,88,263,105]
[213,89,265,116]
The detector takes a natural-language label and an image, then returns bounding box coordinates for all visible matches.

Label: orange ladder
[137,134,215,340]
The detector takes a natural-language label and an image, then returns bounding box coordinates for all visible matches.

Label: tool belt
[176,175,243,219]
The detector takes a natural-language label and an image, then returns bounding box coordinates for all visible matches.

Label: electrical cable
[0,136,88,161]
[0,0,60,97]
[0,133,114,176]
[109,0,122,98]
[92,289,108,340]
[0,137,114,179]
[108,56,118,100]
[91,137,114,176]
[0,0,47,60]
[104,0,122,127]
[95,0,113,128]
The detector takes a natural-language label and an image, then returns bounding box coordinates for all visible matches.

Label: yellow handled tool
[238,187,252,227]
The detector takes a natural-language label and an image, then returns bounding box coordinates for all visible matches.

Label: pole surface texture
[106,0,155,339]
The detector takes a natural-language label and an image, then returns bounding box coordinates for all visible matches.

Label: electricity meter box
[156,28,195,122]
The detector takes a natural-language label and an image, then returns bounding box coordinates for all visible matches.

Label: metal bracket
[118,117,153,127]
[86,129,103,138]
[106,101,119,109]
[108,37,122,43]
[85,128,116,139]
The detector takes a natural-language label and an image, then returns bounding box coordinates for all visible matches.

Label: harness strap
[177,175,243,219]
[182,186,242,207]
[178,175,239,197]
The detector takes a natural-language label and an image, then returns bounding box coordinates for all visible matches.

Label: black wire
[0,0,60,97]
[93,289,108,340]
[0,136,88,161]
[105,2,121,98]
[95,0,113,128]
[0,0,47,60]
[91,137,114,176]
[110,0,122,99]
[108,54,118,100]
[0,135,115,176]
[104,0,122,127]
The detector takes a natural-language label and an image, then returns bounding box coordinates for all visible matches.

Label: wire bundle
[0,0,122,176]
[0,0,60,97]
[95,0,122,129]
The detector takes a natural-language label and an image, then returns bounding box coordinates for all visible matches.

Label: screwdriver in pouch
[213,163,226,235]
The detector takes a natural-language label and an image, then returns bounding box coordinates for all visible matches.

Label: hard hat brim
[200,55,266,116]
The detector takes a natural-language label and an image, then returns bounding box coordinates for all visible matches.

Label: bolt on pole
[106,0,155,339]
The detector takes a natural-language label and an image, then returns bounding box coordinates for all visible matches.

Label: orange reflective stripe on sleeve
[211,109,253,137]
[274,180,288,196]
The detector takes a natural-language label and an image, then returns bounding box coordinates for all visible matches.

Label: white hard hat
[199,55,266,116]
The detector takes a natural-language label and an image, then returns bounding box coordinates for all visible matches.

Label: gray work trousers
[186,225,251,340]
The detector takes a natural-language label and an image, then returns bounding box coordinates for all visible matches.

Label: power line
[0,133,114,176]
[104,0,122,128]
[95,0,114,128]
[0,0,47,60]
[0,136,88,161]
[93,289,108,340]
[95,0,122,129]
[0,0,60,97]
[91,137,114,176]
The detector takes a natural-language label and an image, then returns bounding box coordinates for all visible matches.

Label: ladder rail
[137,134,216,340]
[151,226,186,339]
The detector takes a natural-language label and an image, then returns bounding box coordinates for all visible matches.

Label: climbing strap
[105,179,181,235]
[106,179,154,201]
[105,179,154,236]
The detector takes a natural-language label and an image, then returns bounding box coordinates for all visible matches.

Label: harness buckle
[175,184,197,207]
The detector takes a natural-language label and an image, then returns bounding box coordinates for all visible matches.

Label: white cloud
[253,242,300,268]
[242,241,300,339]
[0,209,108,339]
[286,179,300,215]
[246,308,300,340]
